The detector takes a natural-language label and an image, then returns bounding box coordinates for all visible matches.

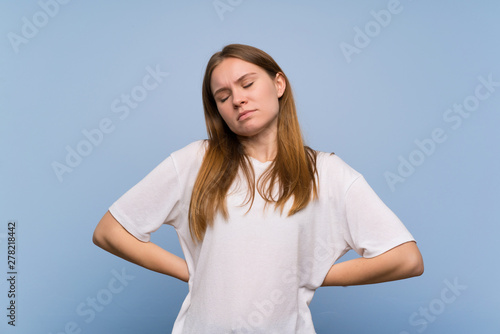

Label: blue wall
[1,1,499,333]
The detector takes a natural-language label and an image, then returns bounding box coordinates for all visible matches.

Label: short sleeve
[109,155,182,242]
[344,175,415,258]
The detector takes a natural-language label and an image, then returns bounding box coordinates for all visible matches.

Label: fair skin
[93,211,189,282]
[211,57,286,162]
[321,241,423,286]
[93,57,423,286]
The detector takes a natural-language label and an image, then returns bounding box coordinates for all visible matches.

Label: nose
[232,88,247,107]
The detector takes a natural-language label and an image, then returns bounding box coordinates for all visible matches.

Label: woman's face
[210,57,285,139]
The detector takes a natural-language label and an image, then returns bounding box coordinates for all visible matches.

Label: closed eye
[216,81,253,103]
[215,91,230,103]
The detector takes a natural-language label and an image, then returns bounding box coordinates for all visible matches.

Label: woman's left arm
[321,241,423,286]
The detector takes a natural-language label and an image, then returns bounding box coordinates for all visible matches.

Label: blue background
[1,1,499,333]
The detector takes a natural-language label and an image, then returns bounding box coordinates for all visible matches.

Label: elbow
[93,211,115,249]
[92,223,109,249]
[392,241,424,279]
[414,256,424,277]
[406,247,424,278]
[92,229,103,248]
[409,257,424,278]
[93,211,125,253]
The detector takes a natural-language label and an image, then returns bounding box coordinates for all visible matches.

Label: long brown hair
[189,44,318,242]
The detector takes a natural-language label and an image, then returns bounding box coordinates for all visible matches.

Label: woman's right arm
[92,211,189,282]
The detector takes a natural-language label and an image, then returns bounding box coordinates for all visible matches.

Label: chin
[234,131,259,139]
[230,126,258,138]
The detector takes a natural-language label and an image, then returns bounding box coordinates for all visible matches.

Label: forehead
[210,58,266,91]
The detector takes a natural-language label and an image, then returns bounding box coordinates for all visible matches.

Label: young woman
[93,44,424,333]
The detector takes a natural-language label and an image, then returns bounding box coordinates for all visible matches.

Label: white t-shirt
[109,140,415,334]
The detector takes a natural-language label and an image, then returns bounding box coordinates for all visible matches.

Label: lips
[238,110,255,121]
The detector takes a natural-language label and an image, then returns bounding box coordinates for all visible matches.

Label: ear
[274,72,286,98]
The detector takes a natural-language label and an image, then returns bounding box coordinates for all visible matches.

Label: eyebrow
[213,72,257,96]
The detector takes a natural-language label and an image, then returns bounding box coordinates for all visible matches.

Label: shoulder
[170,139,208,160]
[314,150,363,195]
[315,151,361,179]
[169,139,208,173]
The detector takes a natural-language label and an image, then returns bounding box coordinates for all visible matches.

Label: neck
[238,130,277,163]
